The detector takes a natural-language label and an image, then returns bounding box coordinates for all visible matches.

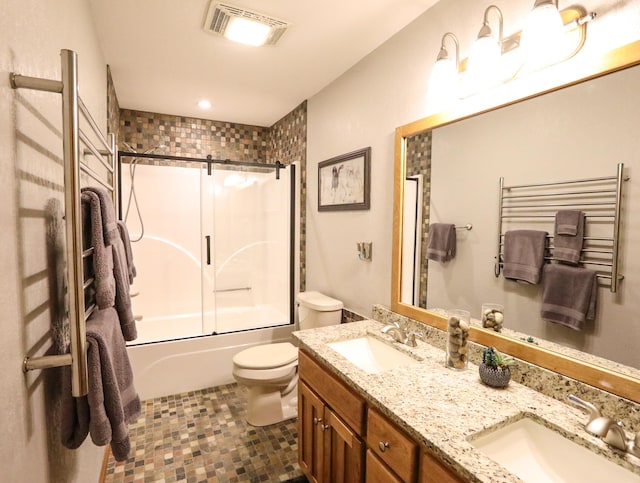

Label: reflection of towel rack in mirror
[214,287,252,293]
[13,49,117,397]
[494,163,627,292]
[456,224,473,230]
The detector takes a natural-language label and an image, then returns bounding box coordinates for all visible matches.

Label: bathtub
[127,323,295,400]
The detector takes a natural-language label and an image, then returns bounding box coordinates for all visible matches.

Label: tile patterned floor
[104,383,305,483]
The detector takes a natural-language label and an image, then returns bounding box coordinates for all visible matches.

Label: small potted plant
[479,347,513,388]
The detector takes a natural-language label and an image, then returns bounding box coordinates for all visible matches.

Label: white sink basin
[470,416,640,482]
[327,336,419,374]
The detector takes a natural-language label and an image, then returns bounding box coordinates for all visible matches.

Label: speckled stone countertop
[293,319,640,483]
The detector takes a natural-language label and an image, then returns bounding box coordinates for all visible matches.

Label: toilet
[232,291,343,426]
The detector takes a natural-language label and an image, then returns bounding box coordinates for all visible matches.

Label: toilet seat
[233,342,298,369]
[232,342,299,383]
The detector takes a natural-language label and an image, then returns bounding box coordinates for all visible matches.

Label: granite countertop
[293,319,640,483]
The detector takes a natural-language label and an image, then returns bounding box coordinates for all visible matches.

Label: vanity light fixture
[428,1,596,108]
[466,5,504,90]
[427,32,460,113]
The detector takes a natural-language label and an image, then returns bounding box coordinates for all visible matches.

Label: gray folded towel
[113,237,137,341]
[82,191,116,309]
[426,223,456,263]
[554,210,585,264]
[82,186,119,246]
[117,221,137,284]
[541,264,597,330]
[503,230,548,284]
[60,307,141,461]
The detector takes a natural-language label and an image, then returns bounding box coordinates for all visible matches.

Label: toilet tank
[297,291,343,330]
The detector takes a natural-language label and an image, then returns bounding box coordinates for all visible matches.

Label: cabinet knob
[321,424,330,432]
[313,417,323,425]
[378,441,390,452]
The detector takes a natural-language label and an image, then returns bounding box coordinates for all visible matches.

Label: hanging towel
[426,223,456,263]
[554,210,585,265]
[60,307,141,461]
[503,230,548,284]
[82,186,119,246]
[113,236,137,341]
[82,191,116,309]
[117,221,137,284]
[541,264,597,330]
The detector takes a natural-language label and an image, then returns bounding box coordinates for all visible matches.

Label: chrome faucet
[568,394,640,456]
[381,322,421,347]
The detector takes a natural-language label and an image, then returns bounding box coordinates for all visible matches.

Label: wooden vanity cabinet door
[419,450,467,483]
[299,382,326,483]
[366,449,403,483]
[367,408,418,482]
[323,408,364,483]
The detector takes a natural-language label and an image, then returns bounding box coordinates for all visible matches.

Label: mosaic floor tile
[104,384,305,483]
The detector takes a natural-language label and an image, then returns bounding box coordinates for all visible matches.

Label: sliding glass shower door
[201,165,292,334]
[122,159,293,344]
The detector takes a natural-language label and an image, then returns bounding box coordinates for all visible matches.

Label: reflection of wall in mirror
[405,131,432,308]
[421,64,640,368]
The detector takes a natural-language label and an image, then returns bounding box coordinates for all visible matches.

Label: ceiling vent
[203,2,290,46]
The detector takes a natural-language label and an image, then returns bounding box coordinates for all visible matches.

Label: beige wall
[1,0,108,481]
[305,0,640,317]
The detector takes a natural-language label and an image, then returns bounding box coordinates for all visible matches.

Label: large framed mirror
[392,40,640,403]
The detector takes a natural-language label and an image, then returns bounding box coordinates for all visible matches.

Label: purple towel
[60,307,141,461]
[82,186,119,246]
[113,237,137,341]
[503,230,548,284]
[82,191,116,309]
[541,264,597,330]
[426,223,456,263]
[117,221,137,284]
[554,210,585,265]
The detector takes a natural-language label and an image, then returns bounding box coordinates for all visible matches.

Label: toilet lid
[233,342,298,369]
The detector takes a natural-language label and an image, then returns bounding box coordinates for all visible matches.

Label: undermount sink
[327,335,419,374]
[469,416,640,482]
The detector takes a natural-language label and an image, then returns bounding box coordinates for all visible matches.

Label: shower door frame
[117,151,296,337]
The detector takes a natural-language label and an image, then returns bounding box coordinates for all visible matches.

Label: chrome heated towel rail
[12,49,117,397]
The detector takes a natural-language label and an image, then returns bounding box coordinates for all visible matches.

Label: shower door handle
[205,235,211,265]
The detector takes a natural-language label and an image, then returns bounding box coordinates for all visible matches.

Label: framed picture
[318,147,371,211]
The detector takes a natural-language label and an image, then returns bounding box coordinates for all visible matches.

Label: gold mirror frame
[392,40,640,403]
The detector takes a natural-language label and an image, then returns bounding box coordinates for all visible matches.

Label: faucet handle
[568,394,601,424]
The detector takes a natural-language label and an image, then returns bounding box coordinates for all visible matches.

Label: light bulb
[467,35,502,90]
[427,57,458,113]
[521,3,564,69]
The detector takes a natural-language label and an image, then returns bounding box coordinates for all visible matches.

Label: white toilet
[232,291,343,426]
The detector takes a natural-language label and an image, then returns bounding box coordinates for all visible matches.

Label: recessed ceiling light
[198,100,212,109]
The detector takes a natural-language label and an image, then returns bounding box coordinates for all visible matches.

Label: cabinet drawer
[366,449,403,483]
[299,350,365,434]
[367,408,418,482]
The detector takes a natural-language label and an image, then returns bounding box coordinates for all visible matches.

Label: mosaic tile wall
[118,104,307,291]
[405,131,432,308]
[267,101,307,291]
[106,66,120,151]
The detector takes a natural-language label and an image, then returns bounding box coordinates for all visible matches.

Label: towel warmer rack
[494,163,627,293]
[12,49,117,397]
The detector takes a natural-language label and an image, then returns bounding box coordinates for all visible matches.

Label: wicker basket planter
[479,362,511,388]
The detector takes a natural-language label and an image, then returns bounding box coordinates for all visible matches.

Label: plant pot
[479,362,511,388]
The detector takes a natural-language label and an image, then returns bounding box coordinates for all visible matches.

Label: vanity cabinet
[298,351,365,483]
[299,349,468,483]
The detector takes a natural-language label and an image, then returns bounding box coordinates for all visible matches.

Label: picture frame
[318,147,371,211]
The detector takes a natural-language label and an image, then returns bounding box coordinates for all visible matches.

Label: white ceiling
[88,0,438,127]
